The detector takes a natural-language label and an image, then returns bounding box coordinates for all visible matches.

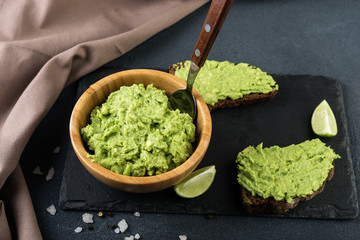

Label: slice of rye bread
[240,162,335,214]
[168,62,278,111]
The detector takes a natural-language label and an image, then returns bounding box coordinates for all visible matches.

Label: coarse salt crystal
[114,228,120,234]
[46,204,56,215]
[124,235,134,240]
[52,146,61,154]
[134,233,140,239]
[118,219,128,233]
[134,211,140,217]
[179,235,187,240]
[46,167,55,181]
[74,227,82,233]
[82,213,94,223]
[32,166,43,175]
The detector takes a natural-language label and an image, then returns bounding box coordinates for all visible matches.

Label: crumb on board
[82,213,94,223]
[179,235,187,240]
[118,219,128,233]
[86,224,94,230]
[46,204,56,216]
[45,167,55,181]
[52,146,61,154]
[32,166,43,175]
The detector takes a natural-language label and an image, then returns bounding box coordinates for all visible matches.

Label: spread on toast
[169,60,278,110]
[236,139,340,214]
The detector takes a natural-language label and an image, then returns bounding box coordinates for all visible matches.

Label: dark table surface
[20,1,360,239]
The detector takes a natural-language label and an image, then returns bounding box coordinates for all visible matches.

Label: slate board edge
[331,79,359,218]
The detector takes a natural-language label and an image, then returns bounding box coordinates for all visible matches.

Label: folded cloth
[0,0,209,239]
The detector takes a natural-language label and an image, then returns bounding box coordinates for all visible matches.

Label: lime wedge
[174,165,216,198]
[311,100,338,137]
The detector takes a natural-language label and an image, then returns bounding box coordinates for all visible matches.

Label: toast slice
[241,164,334,214]
[168,61,279,111]
[236,139,340,215]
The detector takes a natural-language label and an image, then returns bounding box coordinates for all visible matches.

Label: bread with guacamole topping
[168,60,278,111]
[235,139,340,214]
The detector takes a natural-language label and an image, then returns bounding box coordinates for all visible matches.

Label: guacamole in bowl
[81,84,196,177]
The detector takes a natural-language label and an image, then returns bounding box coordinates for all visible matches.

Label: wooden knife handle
[191,0,233,68]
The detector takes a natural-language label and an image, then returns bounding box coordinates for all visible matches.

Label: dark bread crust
[207,91,278,111]
[240,164,335,214]
[168,62,278,111]
[168,62,184,75]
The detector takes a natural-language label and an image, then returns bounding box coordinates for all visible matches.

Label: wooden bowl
[69,69,212,193]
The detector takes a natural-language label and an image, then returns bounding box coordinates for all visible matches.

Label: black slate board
[59,73,358,219]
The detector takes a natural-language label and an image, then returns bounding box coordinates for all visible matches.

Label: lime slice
[174,165,216,198]
[311,100,338,137]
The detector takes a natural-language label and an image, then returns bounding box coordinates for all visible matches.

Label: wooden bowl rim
[69,69,212,190]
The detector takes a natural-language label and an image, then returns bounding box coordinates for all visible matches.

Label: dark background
[20,0,360,239]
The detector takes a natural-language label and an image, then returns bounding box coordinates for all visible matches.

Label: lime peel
[174,165,216,198]
[311,100,338,137]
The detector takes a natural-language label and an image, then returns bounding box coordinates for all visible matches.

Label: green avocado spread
[236,139,340,202]
[81,84,196,177]
[174,60,278,106]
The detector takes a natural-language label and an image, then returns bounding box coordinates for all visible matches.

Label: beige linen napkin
[0,0,208,239]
